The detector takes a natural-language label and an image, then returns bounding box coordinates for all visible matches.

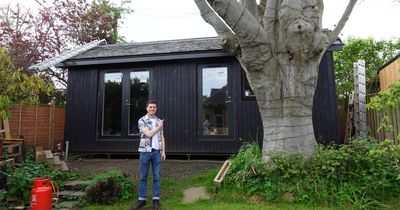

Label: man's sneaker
[130,200,146,210]
[153,199,160,210]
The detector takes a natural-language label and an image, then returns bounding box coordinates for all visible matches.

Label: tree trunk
[258,57,321,158]
[194,0,358,159]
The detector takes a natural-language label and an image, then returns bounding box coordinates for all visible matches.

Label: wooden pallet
[1,118,24,161]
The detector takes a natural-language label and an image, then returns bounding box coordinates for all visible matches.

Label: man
[131,100,166,210]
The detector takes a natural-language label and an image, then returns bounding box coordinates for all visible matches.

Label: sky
[1,0,400,43]
[118,0,400,42]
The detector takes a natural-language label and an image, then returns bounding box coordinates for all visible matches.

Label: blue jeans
[138,150,161,200]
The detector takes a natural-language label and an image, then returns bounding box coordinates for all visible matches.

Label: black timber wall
[313,52,340,145]
[65,54,338,154]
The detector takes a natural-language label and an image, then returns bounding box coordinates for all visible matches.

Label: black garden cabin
[56,37,341,155]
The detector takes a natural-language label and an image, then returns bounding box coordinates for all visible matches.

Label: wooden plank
[2,118,11,139]
[213,160,230,188]
[0,158,15,166]
[44,150,54,159]
[36,151,46,161]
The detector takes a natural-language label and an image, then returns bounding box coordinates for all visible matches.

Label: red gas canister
[30,178,58,210]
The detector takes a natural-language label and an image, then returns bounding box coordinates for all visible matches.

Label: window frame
[97,68,152,140]
[197,63,234,141]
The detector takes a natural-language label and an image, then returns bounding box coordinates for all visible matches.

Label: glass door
[99,69,150,139]
[128,71,149,136]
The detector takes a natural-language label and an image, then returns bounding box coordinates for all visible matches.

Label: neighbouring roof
[378,53,400,72]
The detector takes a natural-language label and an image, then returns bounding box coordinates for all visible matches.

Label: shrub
[225,138,400,208]
[2,159,80,205]
[86,176,122,205]
[85,170,134,204]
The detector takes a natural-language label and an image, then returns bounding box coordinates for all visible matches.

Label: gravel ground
[67,157,224,180]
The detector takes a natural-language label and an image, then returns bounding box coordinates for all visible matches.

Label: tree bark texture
[195,0,357,159]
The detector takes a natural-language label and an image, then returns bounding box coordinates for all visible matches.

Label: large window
[102,72,123,136]
[128,71,149,136]
[99,69,150,138]
[201,67,230,136]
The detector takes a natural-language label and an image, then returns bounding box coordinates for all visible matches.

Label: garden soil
[67,157,224,180]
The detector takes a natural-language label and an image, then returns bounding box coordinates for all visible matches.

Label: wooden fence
[367,107,400,145]
[7,104,65,150]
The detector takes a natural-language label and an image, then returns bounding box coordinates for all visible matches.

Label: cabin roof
[56,36,343,67]
[73,37,222,59]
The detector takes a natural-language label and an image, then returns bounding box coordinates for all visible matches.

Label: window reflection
[129,71,149,136]
[102,73,122,136]
[202,67,229,136]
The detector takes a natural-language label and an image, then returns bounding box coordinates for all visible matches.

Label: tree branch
[206,0,263,47]
[263,0,278,49]
[194,0,240,55]
[328,0,358,44]
[317,0,324,28]
[240,0,257,16]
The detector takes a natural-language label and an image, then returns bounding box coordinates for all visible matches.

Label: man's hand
[157,119,164,128]
[161,151,166,161]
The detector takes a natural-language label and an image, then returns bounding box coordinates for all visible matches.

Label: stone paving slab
[182,186,211,203]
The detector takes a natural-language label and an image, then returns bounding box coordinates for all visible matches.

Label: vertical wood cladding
[64,53,339,154]
[64,68,98,152]
[313,52,340,145]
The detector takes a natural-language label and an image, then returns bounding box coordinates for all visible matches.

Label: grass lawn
[81,168,345,210]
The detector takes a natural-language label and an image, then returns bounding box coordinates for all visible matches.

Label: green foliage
[367,81,400,137]
[0,48,53,118]
[85,170,134,204]
[334,37,400,108]
[226,138,400,208]
[2,159,80,205]
[368,81,400,112]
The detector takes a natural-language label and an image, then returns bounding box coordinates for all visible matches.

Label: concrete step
[63,180,90,191]
[59,190,85,201]
[53,155,62,165]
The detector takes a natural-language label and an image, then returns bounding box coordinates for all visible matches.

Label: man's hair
[146,100,158,107]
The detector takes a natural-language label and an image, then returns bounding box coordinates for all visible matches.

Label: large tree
[194,0,358,159]
[0,0,131,89]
